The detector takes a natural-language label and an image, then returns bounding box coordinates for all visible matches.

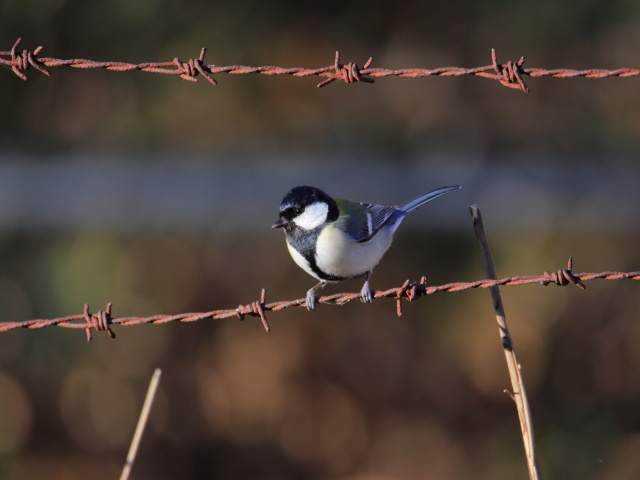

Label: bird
[272,184,461,310]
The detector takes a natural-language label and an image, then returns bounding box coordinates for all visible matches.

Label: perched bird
[272,185,460,310]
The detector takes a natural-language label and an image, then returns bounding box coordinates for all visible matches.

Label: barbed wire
[0,258,637,339]
[3,38,640,92]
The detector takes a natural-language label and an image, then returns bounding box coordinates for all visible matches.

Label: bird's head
[272,186,338,231]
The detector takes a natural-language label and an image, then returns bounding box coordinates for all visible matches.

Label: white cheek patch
[294,202,329,230]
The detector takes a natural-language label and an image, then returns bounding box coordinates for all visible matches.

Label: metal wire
[0,258,637,337]
[3,38,640,92]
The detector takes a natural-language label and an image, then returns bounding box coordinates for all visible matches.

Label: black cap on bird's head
[272,186,338,229]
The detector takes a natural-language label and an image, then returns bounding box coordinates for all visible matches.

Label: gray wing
[349,186,461,243]
[355,203,404,243]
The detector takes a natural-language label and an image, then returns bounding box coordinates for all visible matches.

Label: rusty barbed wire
[3,38,640,92]
[0,258,637,338]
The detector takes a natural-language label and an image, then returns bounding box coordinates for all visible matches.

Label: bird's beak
[272,218,287,228]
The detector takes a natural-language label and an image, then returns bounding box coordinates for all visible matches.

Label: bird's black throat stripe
[285,226,348,282]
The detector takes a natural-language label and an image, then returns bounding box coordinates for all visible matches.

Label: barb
[3,38,640,92]
[0,260,636,339]
[6,38,50,80]
[316,51,374,88]
[174,47,218,85]
[83,302,116,341]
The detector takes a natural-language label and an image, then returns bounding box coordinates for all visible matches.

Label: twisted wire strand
[0,260,637,337]
[3,38,640,92]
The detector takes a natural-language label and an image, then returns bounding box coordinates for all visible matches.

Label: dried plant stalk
[470,205,543,480]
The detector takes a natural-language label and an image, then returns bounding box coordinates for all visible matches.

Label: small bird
[272,185,460,310]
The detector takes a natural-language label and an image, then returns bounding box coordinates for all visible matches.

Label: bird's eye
[293,206,303,215]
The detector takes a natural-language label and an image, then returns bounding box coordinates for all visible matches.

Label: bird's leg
[306,281,326,311]
[360,271,374,303]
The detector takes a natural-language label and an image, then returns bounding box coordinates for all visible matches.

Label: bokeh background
[1,1,639,479]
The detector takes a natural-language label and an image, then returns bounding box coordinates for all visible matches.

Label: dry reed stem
[470,205,543,480]
[120,368,162,480]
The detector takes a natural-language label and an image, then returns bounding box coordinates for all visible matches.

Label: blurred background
[1,0,639,479]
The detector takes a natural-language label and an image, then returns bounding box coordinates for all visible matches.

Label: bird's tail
[398,185,461,213]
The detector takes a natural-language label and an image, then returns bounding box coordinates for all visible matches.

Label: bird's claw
[306,288,319,311]
[360,282,374,303]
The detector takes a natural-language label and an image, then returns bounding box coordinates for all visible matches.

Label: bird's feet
[305,281,326,311]
[360,279,374,303]
[306,288,319,311]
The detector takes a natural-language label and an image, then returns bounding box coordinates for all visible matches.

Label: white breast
[286,240,321,279]
[314,224,395,279]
